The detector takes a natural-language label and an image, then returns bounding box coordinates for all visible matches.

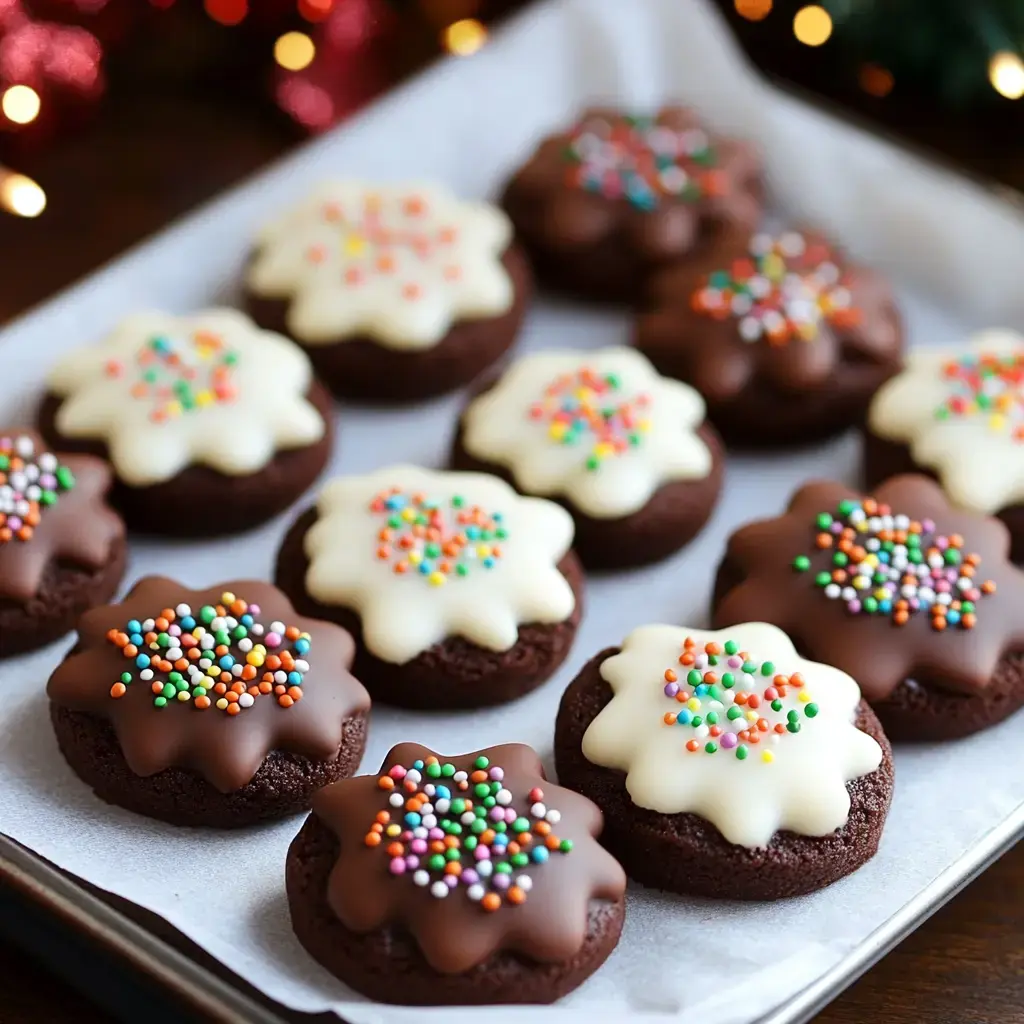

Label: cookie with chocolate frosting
[501,106,762,303]
[47,578,370,827]
[0,428,126,659]
[864,329,1024,562]
[275,465,584,709]
[713,475,1024,740]
[39,309,334,538]
[286,742,626,1004]
[554,623,893,900]
[634,227,903,446]
[452,347,724,570]
[242,181,531,404]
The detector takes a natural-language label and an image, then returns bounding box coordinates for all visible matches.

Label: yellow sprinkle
[574,386,594,402]
[206,665,220,678]
[761,251,785,281]
[176,691,191,702]
[638,419,652,432]
[686,698,701,712]
[862,554,878,568]
[401,507,416,521]
[594,442,614,458]
[344,233,367,256]
[853,576,871,590]
[385,823,401,837]
[195,390,214,407]
[166,401,182,418]
[548,422,567,440]
[761,750,774,764]
[428,571,446,586]
[408,551,422,565]
[215,698,229,710]
[246,653,264,668]
[873,588,889,601]
[798,692,812,702]
[221,592,235,605]
[745,710,758,722]
[251,644,266,656]
[855,520,868,532]
[989,414,1006,432]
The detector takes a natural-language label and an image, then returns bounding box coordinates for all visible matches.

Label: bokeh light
[204,0,247,26]
[1,85,41,125]
[442,18,486,56]
[0,172,46,217]
[734,0,772,22]
[275,31,316,71]
[989,51,1024,100]
[859,64,894,98]
[793,5,832,46]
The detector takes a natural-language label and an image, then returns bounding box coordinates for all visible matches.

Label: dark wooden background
[1,1,1023,1021]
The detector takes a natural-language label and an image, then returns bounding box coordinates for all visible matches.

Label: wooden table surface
[1,9,1023,1024]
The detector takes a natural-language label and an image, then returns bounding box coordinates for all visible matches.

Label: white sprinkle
[545,809,561,824]
[238,692,255,708]
[421,814,438,829]
[165,647,183,661]
[231,664,243,677]
[467,884,485,902]
[270,620,285,635]
[38,453,57,472]
[238,638,253,653]
[405,770,421,785]
[200,635,214,651]
[495,788,512,806]
[430,881,449,899]
[412,870,429,887]
[210,617,226,632]
[434,799,450,815]
[389,793,404,807]
[461,811,476,825]
[530,802,546,819]
[140,669,154,681]
[824,583,841,599]
[477,861,493,877]
[695,725,709,739]
[175,603,192,618]
[412,826,428,839]
[294,659,310,673]
[14,436,33,457]
[453,771,468,783]
[515,875,533,892]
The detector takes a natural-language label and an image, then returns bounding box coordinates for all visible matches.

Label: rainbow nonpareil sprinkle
[935,352,1024,441]
[563,114,725,211]
[0,434,75,545]
[106,592,311,713]
[661,637,819,763]
[792,498,996,629]
[367,755,571,911]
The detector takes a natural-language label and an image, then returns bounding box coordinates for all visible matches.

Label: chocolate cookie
[634,228,903,447]
[452,347,724,570]
[39,309,333,538]
[554,624,893,900]
[864,329,1024,561]
[242,182,531,403]
[275,465,584,709]
[713,475,1024,740]
[501,106,762,303]
[0,429,126,659]
[286,742,626,1004]
[47,578,370,827]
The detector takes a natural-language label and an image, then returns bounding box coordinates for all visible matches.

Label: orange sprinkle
[482,893,501,912]
[378,776,395,790]
[507,886,527,905]
[110,682,127,698]
[364,833,382,847]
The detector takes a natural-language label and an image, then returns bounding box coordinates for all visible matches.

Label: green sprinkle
[724,640,738,655]
[495,861,512,874]
[793,555,811,572]
[427,854,446,871]
[815,572,831,587]
[463,835,477,851]
[691,715,702,728]
[687,669,702,686]
[771,699,783,712]
[199,605,216,624]
[474,756,489,769]
[787,721,801,734]
[722,672,735,688]
[559,839,573,853]
[120,671,132,684]
[816,512,833,530]
[510,853,529,868]
[805,703,819,718]
[704,742,718,754]
[55,466,75,490]
[705,711,719,725]
[441,762,455,777]
[735,745,748,760]
[444,847,460,862]
[161,683,176,699]
[473,782,489,798]
[153,696,167,708]
[761,661,774,677]
[727,706,742,721]
[451,495,464,508]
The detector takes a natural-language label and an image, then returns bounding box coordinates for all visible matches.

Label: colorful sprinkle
[935,352,1024,441]
[367,755,570,910]
[529,367,651,471]
[563,114,725,211]
[793,498,995,629]
[692,232,862,345]
[309,192,462,302]
[663,636,818,761]
[370,488,505,585]
[0,434,75,545]
[105,330,238,424]
[105,592,311,712]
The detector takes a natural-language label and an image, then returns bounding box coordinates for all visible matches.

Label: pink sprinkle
[764,687,778,701]
[922,519,936,532]
[7,517,21,530]
[936,537,948,550]
[249,604,261,616]
[474,846,490,861]
[727,655,742,668]
[664,683,679,697]
[492,873,510,890]
[489,767,504,781]
[168,625,181,637]
[444,875,458,888]
[847,599,862,614]
[936,580,951,593]
[39,474,56,489]
[410,839,427,855]
[405,855,419,869]
[503,808,516,824]
[721,733,738,749]
[428,827,444,841]
[389,858,405,875]
[462,869,479,886]
[489,807,504,822]
[265,631,282,648]
[388,765,406,779]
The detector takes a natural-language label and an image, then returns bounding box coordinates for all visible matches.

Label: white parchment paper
[2,0,1024,1021]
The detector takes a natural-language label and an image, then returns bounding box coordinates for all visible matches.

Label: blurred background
[0,0,1022,320]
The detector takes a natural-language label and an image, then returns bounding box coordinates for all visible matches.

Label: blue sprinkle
[240,614,253,628]
[492,513,503,521]
[465,526,480,540]
[287,671,302,687]
[418,561,432,575]
[385,495,407,510]
[412,759,424,770]
[129,633,144,647]
[695,684,709,697]
[218,655,235,670]
[294,638,310,656]
[404,812,421,827]
[179,617,195,632]
[135,654,150,669]
[483,557,495,569]
[676,709,692,725]
[879,600,892,614]
[947,610,961,625]
[435,785,451,800]
[530,846,549,863]
[127,619,142,635]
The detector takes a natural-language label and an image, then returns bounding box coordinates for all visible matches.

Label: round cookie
[275,464,583,709]
[286,741,626,1005]
[501,106,762,303]
[864,329,1024,562]
[0,429,126,658]
[713,475,1024,741]
[555,623,892,900]
[634,228,903,447]
[243,181,531,403]
[47,577,370,827]
[39,309,333,538]
[451,346,724,570]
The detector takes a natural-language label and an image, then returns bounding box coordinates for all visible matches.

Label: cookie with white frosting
[243,181,531,403]
[275,465,583,709]
[39,309,333,537]
[452,347,724,570]
[864,329,1024,561]
[554,622,893,900]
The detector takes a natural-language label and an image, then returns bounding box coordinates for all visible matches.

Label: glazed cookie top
[637,229,901,401]
[311,741,626,974]
[47,578,370,792]
[584,623,882,848]
[868,329,1024,514]
[0,429,123,604]
[245,181,514,349]
[46,309,326,487]
[460,347,713,519]
[714,475,1024,703]
[303,465,576,664]
[506,106,761,256]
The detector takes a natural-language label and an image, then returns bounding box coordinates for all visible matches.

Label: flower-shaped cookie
[713,476,1024,735]
[305,742,626,976]
[245,181,514,349]
[303,465,576,665]
[583,623,882,848]
[868,329,1024,515]
[502,106,762,300]
[46,309,325,487]
[459,347,712,519]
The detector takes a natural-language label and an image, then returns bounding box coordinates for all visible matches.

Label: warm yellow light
[989,51,1024,100]
[274,31,316,71]
[0,172,46,217]
[2,85,41,126]
[735,0,772,21]
[442,18,487,56]
[793,5,832,46]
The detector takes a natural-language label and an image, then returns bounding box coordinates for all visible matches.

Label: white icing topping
[583,623,882,849]
[303,464,576,664]
[868,329,1024,514]
[460,347,712,519]
[47,309,325,487]
[245,181,514,350]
